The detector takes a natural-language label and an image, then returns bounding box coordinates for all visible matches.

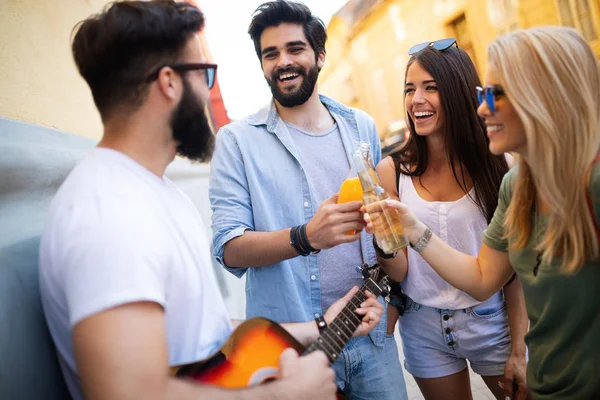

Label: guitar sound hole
[249,367,279,386]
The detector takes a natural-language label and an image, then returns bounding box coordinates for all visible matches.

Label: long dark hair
[393,46,508,223]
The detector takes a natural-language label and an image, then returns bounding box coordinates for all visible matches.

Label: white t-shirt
[39,148,232,400]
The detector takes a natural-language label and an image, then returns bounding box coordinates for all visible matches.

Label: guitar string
[307,277,385,360]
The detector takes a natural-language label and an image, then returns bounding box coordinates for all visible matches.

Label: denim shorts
[398,291,511,379]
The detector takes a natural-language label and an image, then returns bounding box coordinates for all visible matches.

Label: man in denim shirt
[209,2,407,399]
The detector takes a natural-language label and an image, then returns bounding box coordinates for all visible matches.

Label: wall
[0,0,108,139]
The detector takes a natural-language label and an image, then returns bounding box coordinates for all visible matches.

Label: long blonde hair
[488,26,600,273]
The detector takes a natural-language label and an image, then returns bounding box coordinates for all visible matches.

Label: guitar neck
[304,278,383,364]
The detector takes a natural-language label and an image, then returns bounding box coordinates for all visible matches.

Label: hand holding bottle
[363,199,426,245]
[305,194,364,250]
[352,143,409,253]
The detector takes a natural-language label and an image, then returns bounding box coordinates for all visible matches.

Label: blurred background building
[319,0,600,152]
[0,0,229,140]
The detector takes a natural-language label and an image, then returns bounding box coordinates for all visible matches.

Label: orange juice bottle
[338,175,364,234]
[338,176,364,203]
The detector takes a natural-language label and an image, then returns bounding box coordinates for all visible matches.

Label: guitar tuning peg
[357,263,371,279]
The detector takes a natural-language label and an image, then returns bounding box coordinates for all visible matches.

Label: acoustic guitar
[172,264,390,398]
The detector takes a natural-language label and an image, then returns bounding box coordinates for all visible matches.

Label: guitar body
[173,264,388,400]
[174,317,347,399]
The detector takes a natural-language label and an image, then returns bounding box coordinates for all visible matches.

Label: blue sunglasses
[147,63,218,89]
[408,38,458,55]
[476,85,505,113]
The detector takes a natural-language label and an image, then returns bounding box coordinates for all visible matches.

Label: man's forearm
[223,230,299,268]
[280,321,320,347]
[227,319,319,348]
[504,275,528,356]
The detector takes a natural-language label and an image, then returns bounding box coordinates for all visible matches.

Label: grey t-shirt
[285,121,364,312]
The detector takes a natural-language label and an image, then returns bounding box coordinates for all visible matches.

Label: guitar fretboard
[304,278,382,363]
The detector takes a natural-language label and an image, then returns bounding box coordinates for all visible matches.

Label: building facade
[319,0,600,136]
[0,0,229,140]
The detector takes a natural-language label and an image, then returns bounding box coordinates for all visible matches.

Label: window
[449,14,479,72]
[557,0,598,41]
[486,0,519,34]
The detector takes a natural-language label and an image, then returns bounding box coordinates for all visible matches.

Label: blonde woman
[366,26,600,399]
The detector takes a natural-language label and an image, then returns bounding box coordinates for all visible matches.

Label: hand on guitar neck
[322,285,382,339]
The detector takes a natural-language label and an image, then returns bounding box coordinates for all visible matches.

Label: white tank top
[398,172,488,309]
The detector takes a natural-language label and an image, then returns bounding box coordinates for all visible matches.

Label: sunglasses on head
[408,38,458,55]
[476,85,505,113]
[146,63,218,90]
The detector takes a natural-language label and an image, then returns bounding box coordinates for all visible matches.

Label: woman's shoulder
[489,164,519,208]
[377,155,414,198]
[499,164,519,194]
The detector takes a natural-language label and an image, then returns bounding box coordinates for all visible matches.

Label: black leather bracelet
[315,315,327,332]
[290,226,310,256]
[298,224,320,255]
[290,224,320,256]
[373,236,397,259]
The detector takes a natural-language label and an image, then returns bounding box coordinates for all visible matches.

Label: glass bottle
[354,142,409,253]
[337,163,364,235]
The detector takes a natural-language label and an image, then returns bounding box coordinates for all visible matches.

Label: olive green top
[484,166,600,399]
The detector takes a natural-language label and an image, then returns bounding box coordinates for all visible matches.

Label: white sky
[199,0,348,120]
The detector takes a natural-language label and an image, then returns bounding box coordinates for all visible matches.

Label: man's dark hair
[393,46,509,223]
[71,0,205,120]
[248,0,327,62]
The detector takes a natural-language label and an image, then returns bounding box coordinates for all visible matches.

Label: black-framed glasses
[476,85,505,113]
[146,63,218,89]
[408,38,458,55]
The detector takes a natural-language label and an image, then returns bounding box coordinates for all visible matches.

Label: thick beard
[266,63,319,108]
[170,78,215,163]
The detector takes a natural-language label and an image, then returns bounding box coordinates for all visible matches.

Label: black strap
[395,158,402,197]
[390,158,407,310]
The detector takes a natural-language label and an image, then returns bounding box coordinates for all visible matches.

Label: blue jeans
[332,334,408,400]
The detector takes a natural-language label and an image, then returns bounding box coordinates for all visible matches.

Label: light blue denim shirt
[209,95,386,346]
